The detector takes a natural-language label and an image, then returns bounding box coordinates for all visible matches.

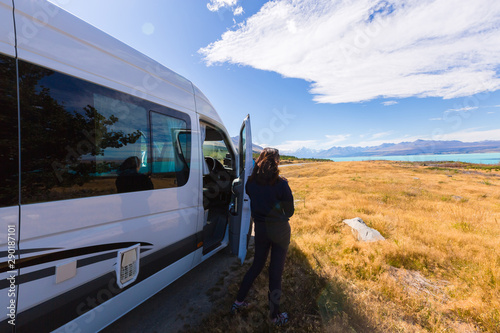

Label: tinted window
[0,54,18,207]
[150,112,191,188]
[19,61,191,204]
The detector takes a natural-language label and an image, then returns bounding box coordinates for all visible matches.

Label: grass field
[185,161,500,332]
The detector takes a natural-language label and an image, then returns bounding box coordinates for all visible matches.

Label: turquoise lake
[329,152,500,164]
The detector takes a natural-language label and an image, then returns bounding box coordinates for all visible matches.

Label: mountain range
[284,140,500,158]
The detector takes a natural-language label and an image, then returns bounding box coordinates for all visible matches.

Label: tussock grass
[285,161,500,332]
[185,161,500,332]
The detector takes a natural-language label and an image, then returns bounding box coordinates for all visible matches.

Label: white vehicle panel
[193,84,223,124]
[0,207,19,321]
[0,0,15,56]
[14,0,196,113]
[53,253,194,333]
[18,207,198,313]
[20,175,199,240]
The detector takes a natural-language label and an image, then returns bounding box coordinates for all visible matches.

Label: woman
[231,148,294,326]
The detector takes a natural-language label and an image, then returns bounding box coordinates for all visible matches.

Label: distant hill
[286,140,500,158]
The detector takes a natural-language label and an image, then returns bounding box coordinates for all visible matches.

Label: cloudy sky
[51,0,500,153]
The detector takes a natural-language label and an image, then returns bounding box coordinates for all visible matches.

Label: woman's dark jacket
[245,177,294,223]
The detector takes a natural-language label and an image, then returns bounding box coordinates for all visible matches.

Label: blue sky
[49,0,500,153]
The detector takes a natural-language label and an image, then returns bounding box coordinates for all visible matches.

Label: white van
[0,1,253,332]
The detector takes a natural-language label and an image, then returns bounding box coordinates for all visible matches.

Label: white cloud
[272,140,318,152]
[382,101,398,106]
[371,131,394,139]
[444,106,479,113]
[325,134,350,144]
[429,117,442,121]
[233,6,244,16]
[487,111,495,114]
[207,0,238,12]
[438,128,500,141]
[200,0,500,104]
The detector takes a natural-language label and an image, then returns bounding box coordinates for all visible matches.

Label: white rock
[343,217,385,242]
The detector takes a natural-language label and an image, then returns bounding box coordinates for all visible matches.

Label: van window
[19,60,191,204]
[202,125,233,168]
[150,111,191,188]
[0,54,18,207]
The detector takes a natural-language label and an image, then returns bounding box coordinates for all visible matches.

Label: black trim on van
[0,242,153,274]
[0,248,60,258]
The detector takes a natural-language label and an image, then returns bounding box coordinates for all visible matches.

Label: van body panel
[0,0,15,56]
[16,207,198,314]
[51,253,195,333]
[0,207,19,327]
[193,84,223,125]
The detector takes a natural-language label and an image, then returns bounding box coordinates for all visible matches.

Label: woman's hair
[248,148,280,185]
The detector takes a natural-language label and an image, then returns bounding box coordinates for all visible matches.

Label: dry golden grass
[184,161,500,332]
[285,161,500,332]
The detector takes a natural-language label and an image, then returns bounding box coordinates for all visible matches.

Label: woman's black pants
[236,221,290,318]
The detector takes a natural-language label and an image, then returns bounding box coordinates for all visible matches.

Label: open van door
[229,115,253,263]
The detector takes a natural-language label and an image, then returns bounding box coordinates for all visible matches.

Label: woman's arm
[280,180,294,218]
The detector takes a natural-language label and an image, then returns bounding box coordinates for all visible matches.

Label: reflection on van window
[93,93,149,176]
[116,156,154,193]
[0,54,19,207]
[19,60,191,204]
[151,112,191,188]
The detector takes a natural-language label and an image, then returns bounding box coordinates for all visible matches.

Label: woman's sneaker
[271,312,289,326]
[230,301,248,314]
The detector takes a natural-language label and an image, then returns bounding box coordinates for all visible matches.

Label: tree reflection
[19,62,142,203]
[0,55,18,207]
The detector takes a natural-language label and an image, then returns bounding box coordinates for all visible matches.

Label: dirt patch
[388,266,449,302]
